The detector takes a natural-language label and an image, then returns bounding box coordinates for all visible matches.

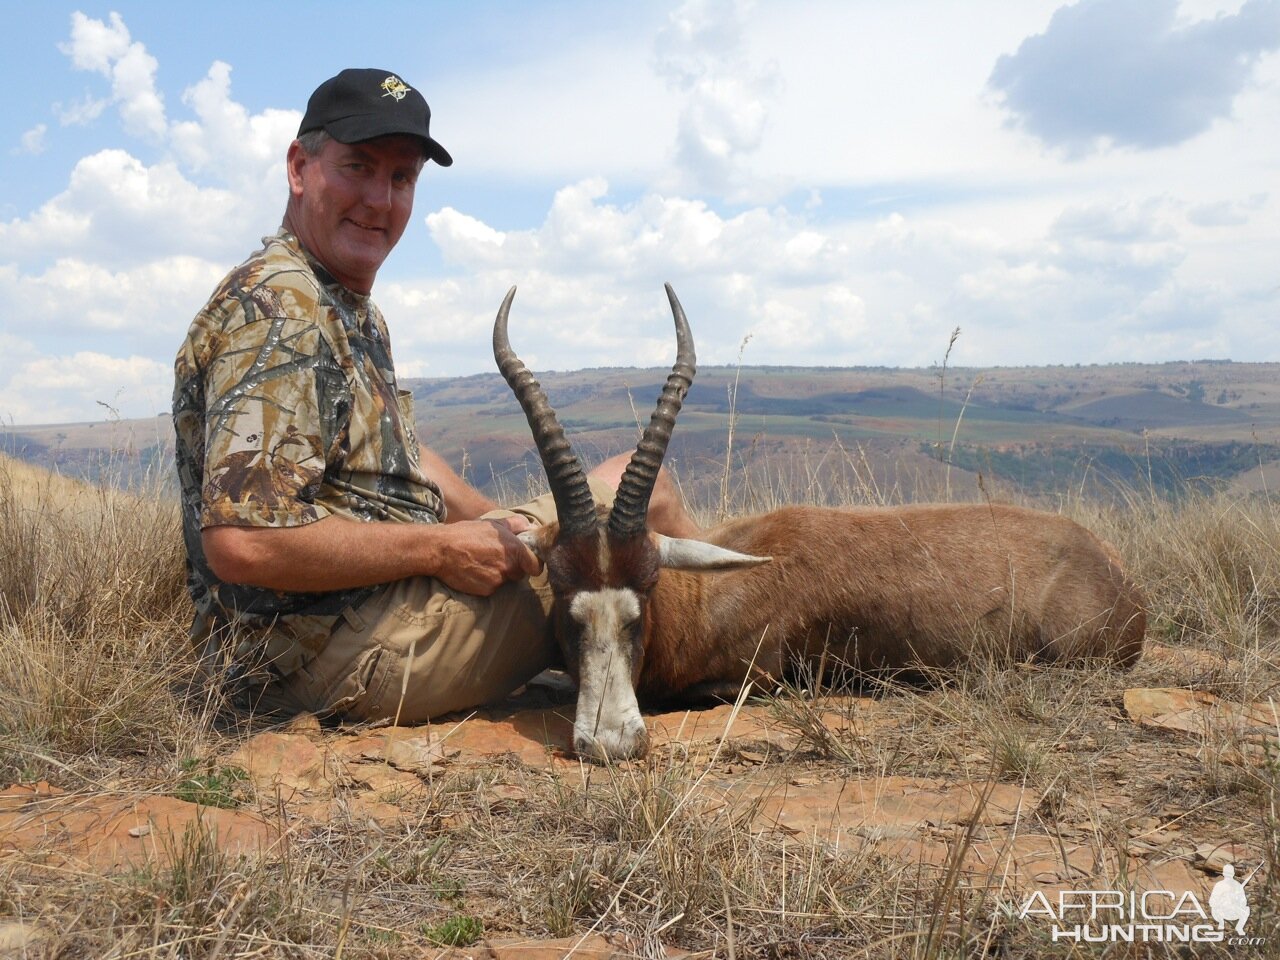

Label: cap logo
[380,75,411,101]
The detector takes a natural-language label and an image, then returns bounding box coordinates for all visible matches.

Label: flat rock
[648,702,782,745]
[742,776,1031,844]
[226,731,337,797]
[294,794,410,827]
[342,761,429,799]
[254,700,881,782]
[434,708,576,765]
[349,700,874,769]
[1194,841,1261,875]
[1141,642,1242,675]
[858,825,1211,899]
[1123,688,1276,751]
[0,789,278,870]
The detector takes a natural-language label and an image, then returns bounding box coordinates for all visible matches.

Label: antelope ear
[654,533,772,571]
[518,526,555,563]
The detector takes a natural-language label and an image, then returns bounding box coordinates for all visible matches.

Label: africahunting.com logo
[1014,861,1263,947]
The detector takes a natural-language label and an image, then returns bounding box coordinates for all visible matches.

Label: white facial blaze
[568,588,647,761]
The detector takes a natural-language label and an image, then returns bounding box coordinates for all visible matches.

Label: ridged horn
[493,286,598,538]
[608,283,696,541]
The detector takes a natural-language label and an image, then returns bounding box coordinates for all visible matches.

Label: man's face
[285,134,424,293]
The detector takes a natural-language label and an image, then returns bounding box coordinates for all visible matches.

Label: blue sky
[1,0,1278,424]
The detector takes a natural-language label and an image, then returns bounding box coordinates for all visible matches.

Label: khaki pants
[254,481,611,723]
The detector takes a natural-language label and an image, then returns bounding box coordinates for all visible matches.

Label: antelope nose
[574,722,650,762]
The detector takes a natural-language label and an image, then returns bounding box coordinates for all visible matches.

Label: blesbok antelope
[495,285,1146,762]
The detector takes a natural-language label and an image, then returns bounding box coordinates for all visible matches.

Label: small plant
[364,927,402,946]
[765,678,860,767]
[372,835,457,891]
[541,848,615,937]
[421,913,483,946]
[172,758,248,809]
[991,726,1046,781]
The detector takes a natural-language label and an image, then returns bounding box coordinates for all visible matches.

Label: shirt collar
[268,228,371,307]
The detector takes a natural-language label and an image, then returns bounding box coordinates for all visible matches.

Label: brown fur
[634,503,1145,697]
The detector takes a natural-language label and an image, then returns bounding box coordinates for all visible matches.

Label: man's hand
[431,516,542,596]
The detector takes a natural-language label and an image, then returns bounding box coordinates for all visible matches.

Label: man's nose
[363,174,393,211]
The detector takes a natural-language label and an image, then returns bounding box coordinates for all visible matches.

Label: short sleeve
[198,283,334,530]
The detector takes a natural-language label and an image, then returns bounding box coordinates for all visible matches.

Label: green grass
[421,914,484,946]
[172,758,249,809]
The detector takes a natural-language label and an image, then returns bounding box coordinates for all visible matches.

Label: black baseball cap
[298,68,452,167]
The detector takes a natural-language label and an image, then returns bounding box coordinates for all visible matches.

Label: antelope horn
[608,283,696,541]
[493,286,598,538]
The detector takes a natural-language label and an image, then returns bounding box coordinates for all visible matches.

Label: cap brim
[324,116,453,167]
[423,138,453,167]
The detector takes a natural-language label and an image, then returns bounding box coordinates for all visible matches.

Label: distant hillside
[6,360,1280,502]
[0,451,102,506]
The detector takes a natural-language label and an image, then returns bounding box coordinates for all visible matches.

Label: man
[1209,863,1251,936]
[174,68,696,723]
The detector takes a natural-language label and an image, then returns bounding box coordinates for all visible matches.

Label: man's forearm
[202,513,538,596]
[204,516,439,591]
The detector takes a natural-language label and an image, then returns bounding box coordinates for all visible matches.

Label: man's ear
[286,140,307,198]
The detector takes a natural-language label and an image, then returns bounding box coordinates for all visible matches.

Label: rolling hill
[5,359,1280,504]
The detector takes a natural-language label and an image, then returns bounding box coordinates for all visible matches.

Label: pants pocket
[315,646,383,716]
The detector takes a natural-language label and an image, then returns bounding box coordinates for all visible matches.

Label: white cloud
[59,11,131,73]
[1,43,293,278]
[16,124,48,156]
[414,182,875,370]
[653,0,780,197]
[988,0,1280,155]
[1186,193,1268,226]
[423,208,511,268]
[0,13,297,425]
[0,331,39,372]
[731,1,1064,190]
[54,93,109,127]
[0,149,249,268]
[59,11,168,140]
[2,3,1280,427]
[429,179,849,286]
[170,60,298,190]
[0,256,223,342]
[0,349,172,425]
[401,169,1279,376]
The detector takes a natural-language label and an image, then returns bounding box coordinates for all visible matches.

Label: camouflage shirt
[173,229,444,671]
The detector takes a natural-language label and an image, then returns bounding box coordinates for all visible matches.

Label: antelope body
[634,502,1143,691]
[495,286,1146,762]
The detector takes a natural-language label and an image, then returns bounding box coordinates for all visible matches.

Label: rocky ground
[2,638,1275,959]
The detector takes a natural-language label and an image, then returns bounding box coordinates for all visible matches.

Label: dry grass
[2,448,1279,958]
[0,453,211,783]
